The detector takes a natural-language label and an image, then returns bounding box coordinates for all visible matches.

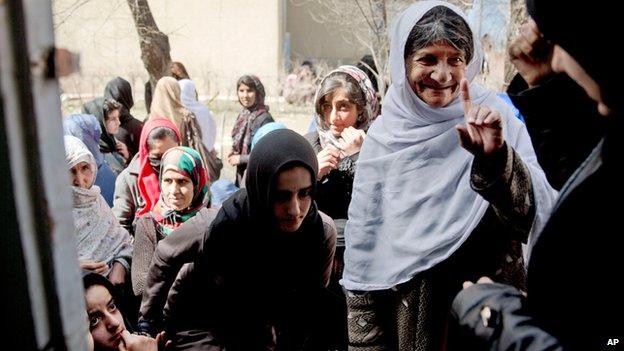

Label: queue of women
[63,1,621,350]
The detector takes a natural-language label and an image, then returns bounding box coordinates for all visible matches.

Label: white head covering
[64,135,97,187]
[64,135,133,276]
[178,79,217,151]
[341,1,557,291]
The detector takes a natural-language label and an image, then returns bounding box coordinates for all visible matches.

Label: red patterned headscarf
[136,118,181,218]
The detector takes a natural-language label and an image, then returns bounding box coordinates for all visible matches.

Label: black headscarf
[527,0,620,113]
[82,98,117,154]
[103,77,143,158]
[104,77,134,122]
[208,129,324,290]
[200,129,325,346]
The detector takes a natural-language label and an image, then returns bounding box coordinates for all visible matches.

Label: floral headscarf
[313,65,379,149]
[151,146,210,235]
[231,75,269,156]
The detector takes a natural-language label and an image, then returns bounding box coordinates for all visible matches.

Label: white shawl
[341,1,557,291]
[179,79,217,152]
[64,136,133,276]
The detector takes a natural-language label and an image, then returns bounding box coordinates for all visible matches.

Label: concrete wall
[285,0,366,66]
[53,0,283,104]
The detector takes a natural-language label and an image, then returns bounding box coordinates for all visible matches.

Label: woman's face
[105,109,121,135]
[238,83,257,108]
[70,161,95,189]
[161,169,194,211]
[321,88,360,137]
[551,44,610,116]
[405,41,467,108]
[85,285,125,351]
[272,166,313,233]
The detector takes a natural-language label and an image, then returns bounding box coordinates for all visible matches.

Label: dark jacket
[234,111,273,186]
[305,131,357,220]
[131,207,217,297]
[104,77,143,159]
[507,73,605,190]
[453,123,624,350]
[138,130,337,350]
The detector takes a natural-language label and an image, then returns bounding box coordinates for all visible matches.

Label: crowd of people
[62,1,621,350]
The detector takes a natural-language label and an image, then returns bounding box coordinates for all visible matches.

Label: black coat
[304,131,357,220]
[507,74,605,190]
[453,96,624,351]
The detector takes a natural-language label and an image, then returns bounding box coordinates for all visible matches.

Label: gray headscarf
[341,1,557,291]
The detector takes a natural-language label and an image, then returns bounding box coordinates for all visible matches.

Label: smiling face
[85,285,125,351]
[321,88,360,137]
[406,41,467,108]
[237,83,257,109]
[272,166,313,233]
[161,169,194,211]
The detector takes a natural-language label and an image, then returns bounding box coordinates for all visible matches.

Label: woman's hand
[456,79,504,156]
[116,141,130,161]
[80,260,108,275]
[508,19,553,87]
[338,127,366,157]
[317,146,341,179]
[107,262,126,286]
[118,330,158,351]
[227,154,241,166]
[462,276,494,289]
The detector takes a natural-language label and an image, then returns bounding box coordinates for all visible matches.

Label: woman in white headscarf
[178,79,217,154]
[341,2,557,349]
[64,136,133,287]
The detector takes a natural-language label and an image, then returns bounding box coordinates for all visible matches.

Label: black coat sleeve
[452,283,563,350]
[507,73,605,190]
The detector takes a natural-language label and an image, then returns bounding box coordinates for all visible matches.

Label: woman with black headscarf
[452,1,624,349]
[104,77,144,159]
[136,129,337,350]
[83,98,129,174]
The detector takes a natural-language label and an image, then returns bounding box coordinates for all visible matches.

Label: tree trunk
[126,0,171,91]
[504,0,527,86]
[369,0,388,98]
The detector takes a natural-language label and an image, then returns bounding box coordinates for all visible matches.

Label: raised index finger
[460,78,472,116]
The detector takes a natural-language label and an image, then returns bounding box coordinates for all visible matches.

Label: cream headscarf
[341,1,557,291]
[149,76,191,132]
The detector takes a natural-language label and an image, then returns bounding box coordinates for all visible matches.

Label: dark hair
[356,54,379,92]
[102,99,122,120]
[83,273,135,335]
[83,272,116,294]
[147,126,180,149]
[404,6,474,64]
[236,75,266,107]
[315,72,367,124]
[170,61,190,80]
[237,75,258,92]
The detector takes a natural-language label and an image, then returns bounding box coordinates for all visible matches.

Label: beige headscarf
[149,76,191,131]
